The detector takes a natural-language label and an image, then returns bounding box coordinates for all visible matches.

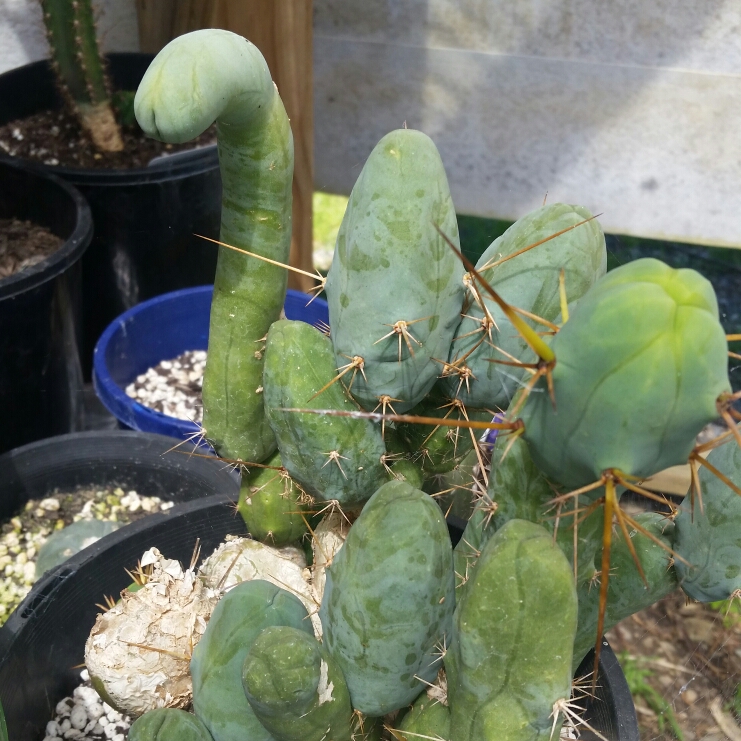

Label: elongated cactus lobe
[325,129,465,413]
[263,319,387,505]
[242,626,353,741]
[129,708,213,741]
[190,579,313,741]
[319,480,455,716]
[675,440,741,602]
[444,203,605,409]
[445,519,577,741]
[521,258,730,489]
[42,0,123,151]
[136,29,293,463]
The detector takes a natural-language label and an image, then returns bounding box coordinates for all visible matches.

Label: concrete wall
[3,0,740,246]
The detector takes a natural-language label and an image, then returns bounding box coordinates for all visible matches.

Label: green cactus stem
[263,319,387,506]
[521,258,730,489]
[128,708,213,741]
[242,625,354,741]
[675,439,741,602]
[319,480,455,716]
[41,0,123,152]
[444,203,605,410]
[190,580,313,741]
[445,519,577,741]
[135,29,293,464]
[238,450,310,546]
[325,128,465,413]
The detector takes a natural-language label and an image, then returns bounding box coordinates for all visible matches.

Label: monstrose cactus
[82,27,741,741]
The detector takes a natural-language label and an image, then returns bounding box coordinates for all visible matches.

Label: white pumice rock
[198,535,322,638]
[84,547,219,717]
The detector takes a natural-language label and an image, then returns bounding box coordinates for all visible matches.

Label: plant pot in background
[0,157,92,455]
[93,286,330,441]
[0,493,638,741]
[0,53,222,379]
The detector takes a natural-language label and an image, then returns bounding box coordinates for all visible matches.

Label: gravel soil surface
[0,486,171,626]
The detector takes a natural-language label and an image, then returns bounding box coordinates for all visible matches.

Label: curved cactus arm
[135,29,294,464]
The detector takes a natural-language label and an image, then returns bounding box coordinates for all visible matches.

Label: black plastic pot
[0,492,637,741]
[0,157,92,455]
[0,53,222,378]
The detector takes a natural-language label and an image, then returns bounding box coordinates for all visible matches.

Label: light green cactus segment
[468,691,546,741]
[572,512,677,671]
[263,320,387,505]
[521,258,730,489]
[445,519,577,741]
[35,519,120,578]
[136,29,293,463]
[238,451,309,546]
[129,709,214,741]
[388,458,425,489]
[444,203,606,409]
[674,440,741,602]
[452,435,600,601]
[325,129,465,413]
[398,391,491,476]
[398,693,450,741]
[488,434,604,583]
[319,480,455,716]
[242,625,353,741]
[190,580,313,741]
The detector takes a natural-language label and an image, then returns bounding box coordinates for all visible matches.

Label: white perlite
[197,535,321,639]
[43,669,131,741]
[84,548,219,717]
[125,350,206,423]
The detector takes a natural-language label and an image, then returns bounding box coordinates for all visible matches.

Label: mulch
[607,591,741,741]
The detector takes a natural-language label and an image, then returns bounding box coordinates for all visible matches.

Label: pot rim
[0,155,92,299]
[0,54,220,186]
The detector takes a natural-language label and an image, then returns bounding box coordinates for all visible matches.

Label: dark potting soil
[0,216,63,280]
[0,107,216,170]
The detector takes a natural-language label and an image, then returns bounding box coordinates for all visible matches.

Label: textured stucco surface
[2,0,740,245]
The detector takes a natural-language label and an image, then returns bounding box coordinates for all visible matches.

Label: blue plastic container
[93,286,329,441]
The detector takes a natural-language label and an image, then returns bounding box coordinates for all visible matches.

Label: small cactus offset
[41,0,123,152]
[83,27,741,741]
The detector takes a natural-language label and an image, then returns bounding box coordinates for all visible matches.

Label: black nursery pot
[0,488,637,741]
[0,53,222,378]
[0,157,92,455]
[0,430,240,740]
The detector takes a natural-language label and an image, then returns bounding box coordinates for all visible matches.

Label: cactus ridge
[675,439,741,602]
[319,481,455,716]
[263,320,388,505]
[325,129,465,413]
[445,203,606,410]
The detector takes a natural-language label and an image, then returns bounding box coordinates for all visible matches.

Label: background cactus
[41,0,123,152]
[85,27,741,741]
